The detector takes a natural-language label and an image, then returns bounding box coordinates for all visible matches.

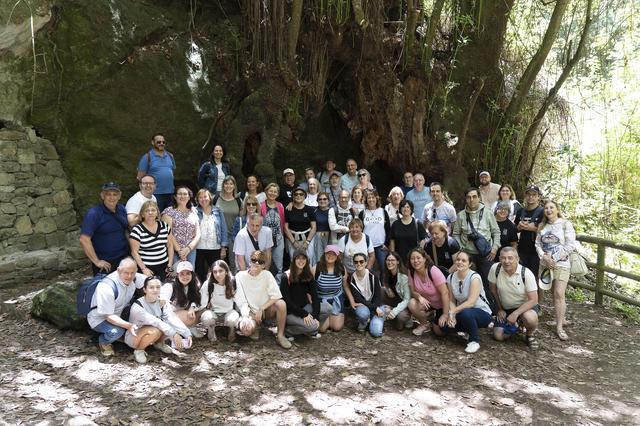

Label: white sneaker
[153,342,173,354]
[465,342,480,354]
[207,325,217,342]
[404,318,415,329]
[189,327,205,338]
[134,349,148,363]
[310,333,322,339]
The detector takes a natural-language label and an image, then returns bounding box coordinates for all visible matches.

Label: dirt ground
[1,275,639,425]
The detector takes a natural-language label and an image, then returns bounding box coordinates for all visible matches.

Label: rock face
[31,279,87,330]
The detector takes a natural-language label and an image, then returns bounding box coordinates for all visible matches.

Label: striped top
[130,220,171,266]
[316,271,344,299]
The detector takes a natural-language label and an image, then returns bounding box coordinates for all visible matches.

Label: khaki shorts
[539,265,570,285]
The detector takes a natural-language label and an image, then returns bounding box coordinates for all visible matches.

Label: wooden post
[595,243,605,305]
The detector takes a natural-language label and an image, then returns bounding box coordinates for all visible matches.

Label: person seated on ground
[490,184,522,223]
[356,168,375,191]
[389,199,427,266]
[125,276,192,363]
[326,172,343,208]
[425,220,460,274]
[312,245,348,333]
[338,218,375,276]
[494,200,518,259]
[284,187,317,263]
[317,159,342,190]
[442,251,493,354]
[234,250,292,349]
[240,174,266,205]
[160,261,204,338]
[350,185,366,216]
[86,257,147,357]
[381,251,413,331]
[422,182,457,234]
[198,260,240,342]
[79,182,130,275]
[359,189,391,276]
[130,201,175,281]
[297,167,317,192]
[328,190,353,244]
[406,248,450,337]
[385,186,404,225]
[161,186,200,268]
[197,144,231,196]
[346,252,385,337]
[195,189,229,283]
[280,251,331,339]
[126,175,157,227]
[488,247,539,349]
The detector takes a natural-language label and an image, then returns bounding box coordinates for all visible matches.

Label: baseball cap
[539,268,553,290]
[525,184,542,195]
[329,171,343,178]
[101,182,120,191]
[283,168,295,175]
[479,171,490,178]
[324,245,340,256]
[176,261,194,274]
[293,187,307,196]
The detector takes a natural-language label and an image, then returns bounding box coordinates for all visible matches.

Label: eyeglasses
[358,173,367,178]
[250,258,265,265]
[318,198,328,201]
[245,202,257,206]
[140,181,155,186]
[155,140,166,145]
[458,280,463,294]
[353,259,366,265]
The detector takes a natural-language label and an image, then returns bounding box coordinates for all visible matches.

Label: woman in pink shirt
[407,248,450,336]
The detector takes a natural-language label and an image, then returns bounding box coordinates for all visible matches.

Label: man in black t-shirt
[278,168,297,205]
[515,185,544,281]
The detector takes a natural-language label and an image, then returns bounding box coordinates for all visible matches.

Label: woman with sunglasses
[161,186,200,268]
[260,183,286,281]
[312,245,348,332]
[126,276,191,363]
[406,248,450,337]
[313,191,332,262]
[232,194,260,242]
[284,187,317,264]
[234,250,292,349]
[356,168,374,191]
[346,252,385,336]
[441,251,493,353]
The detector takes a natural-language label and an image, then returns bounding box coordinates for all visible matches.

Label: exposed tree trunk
[287,0,303,69]
[457,77,485,166]
[352,0,367,28]
[405,0,418,66]
[518,0,594,170]
[503,0,571,123]
[422,0,445,80]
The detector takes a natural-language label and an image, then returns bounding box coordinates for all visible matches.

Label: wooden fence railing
[569,234,640,307]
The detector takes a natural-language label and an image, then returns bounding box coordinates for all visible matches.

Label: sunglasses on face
[250,258,265,265]
[358,173,367,178]
[353,259,366,265]
[294,193,305,197]
[245,202,257,206]
[318,198,328,201]
[155,140,166,145]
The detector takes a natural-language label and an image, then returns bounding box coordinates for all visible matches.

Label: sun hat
[539,268,554,290]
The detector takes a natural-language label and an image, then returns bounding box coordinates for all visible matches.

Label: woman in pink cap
[160,260,204,338]
[311,244,348,332]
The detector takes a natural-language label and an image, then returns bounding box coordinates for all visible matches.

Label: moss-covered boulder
[31,280,88,330]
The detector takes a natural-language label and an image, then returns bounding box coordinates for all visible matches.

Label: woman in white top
[126,277,192,363]
[241,174,266,205]
[160,261,203,337]
[195,189,228,283]
[442,251,493,353]
[198,260,240,342]
[305,178,321,207]
[489,184,522,223]
[350,186,366,216]
[535,200,575,341]
[359,190,390,276]
[385,186,404,225]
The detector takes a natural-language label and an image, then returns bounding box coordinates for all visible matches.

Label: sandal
[526,335,539,350]
[557,329,569,341]
[412,323,431,336]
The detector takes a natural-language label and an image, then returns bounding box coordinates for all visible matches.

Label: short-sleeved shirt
[338,233,374,274]
[215,196,241,235]
[405,188,432,219]
[422,201,457,227]
[80,203,129,260]
[162,206,199,248]
[515,206,544,254]
[488,264,537,310]
[410,266,446,309]
[390,218,427,265]
[340,174,359,192]
[137,150,176,195]
[130,220,171,266]
[234,226,274,267]
[497,219,518,258]
[125,191,156,216]
[235,270,282,314]
[285,205,316,232]
[87,271,147,328]
[425,237,460,270]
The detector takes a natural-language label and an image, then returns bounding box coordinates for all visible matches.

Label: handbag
[465,209,492,257]
[569,251,588,277]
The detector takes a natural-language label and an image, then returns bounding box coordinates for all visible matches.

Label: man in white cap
[478,171,501,206]
[278,168,297,205]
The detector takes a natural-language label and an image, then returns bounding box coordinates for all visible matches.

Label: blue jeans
[92,320,126,345]
[355,305,385,337]
[442,308,493,343]
[271,238,285,283]
[373,245,388,277]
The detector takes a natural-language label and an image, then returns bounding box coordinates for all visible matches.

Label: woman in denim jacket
[195,189,228,283]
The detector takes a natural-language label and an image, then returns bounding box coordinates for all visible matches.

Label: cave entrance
[368,159,398,198]
[242,132,261,176]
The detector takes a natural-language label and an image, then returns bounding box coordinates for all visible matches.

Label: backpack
[76,274,118,316]
[145,150,175,174]
[494,263,526,283]
[344,232,371,247]
[212,194,242,210]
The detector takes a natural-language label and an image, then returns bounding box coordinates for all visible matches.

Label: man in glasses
[234,213,274,272]
[326,171,343,207]
[136,132,176,212]
[79,182,130,275]
[405,173,432,218]
[488,247,540,349]
[328,190,353,244]
[422,182,456,234]
[400,171,414,196]
[317,159,342,190]
[340,158,359,192]
[125,174,157,227]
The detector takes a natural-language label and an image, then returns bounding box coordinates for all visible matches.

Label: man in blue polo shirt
[79,182,130,275]
[136,133,176,212]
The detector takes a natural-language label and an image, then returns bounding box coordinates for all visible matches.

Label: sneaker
[153,342,173,354]
[277,335,292,349]
[133,349,148,363]
[99,344,114,357]
[412,323,430,336]
[465,342,480,354]
[404,318,415,329]
[310,333,322,339]
[189,327,205,339]
[207,325,217,342]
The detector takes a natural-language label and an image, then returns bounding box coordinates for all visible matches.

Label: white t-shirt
[87,271,147,328]
[233,226,274,267]
[216,164,225,193]
[125,191,156,215]
[234,270,282,316]
[361,208,386,247]
[422,201,457,228]
[338,233,374,274]
[200,279,235,315]
[488,263,537,310]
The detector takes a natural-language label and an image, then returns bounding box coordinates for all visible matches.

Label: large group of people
[80,133,579,362]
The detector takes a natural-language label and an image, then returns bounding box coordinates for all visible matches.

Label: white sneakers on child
[134,349,148,363]
[465,342,480,354]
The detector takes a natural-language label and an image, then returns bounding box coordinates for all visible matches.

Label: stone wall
[0,125,85,287]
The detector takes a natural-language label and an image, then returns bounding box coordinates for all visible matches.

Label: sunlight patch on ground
[326,356,369,368]
[207,377,227,392]
[563,345,594,356]
[15,369,78,412]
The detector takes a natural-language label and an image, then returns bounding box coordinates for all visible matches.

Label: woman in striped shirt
[130,201,175,280]
[311,245,348,333]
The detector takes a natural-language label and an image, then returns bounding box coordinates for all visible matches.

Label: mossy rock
[31,280,88,330]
